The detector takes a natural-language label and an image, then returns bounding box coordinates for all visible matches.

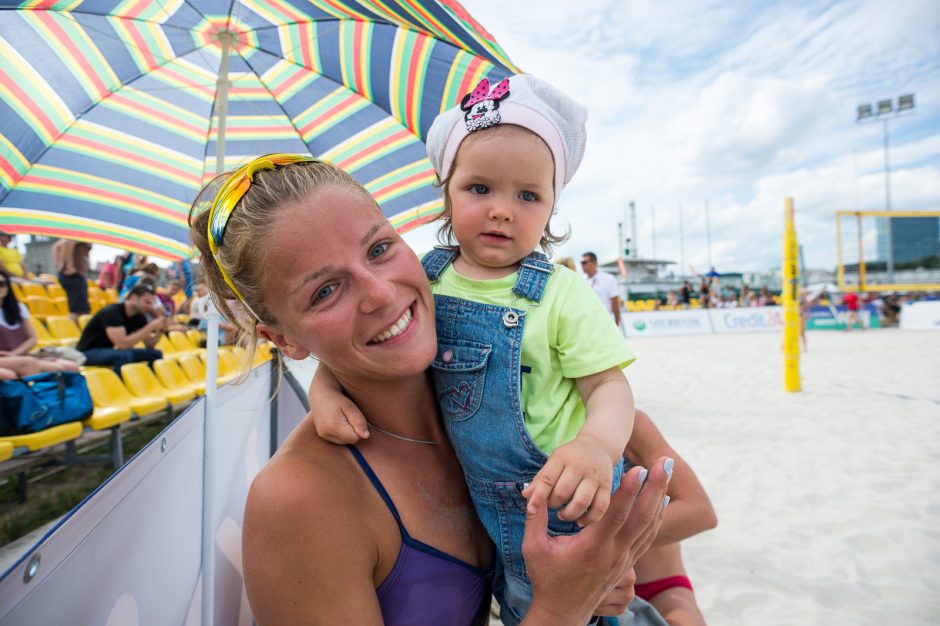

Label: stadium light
[855,93,917,283]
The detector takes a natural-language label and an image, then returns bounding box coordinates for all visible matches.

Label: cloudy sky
[403,0,940,275]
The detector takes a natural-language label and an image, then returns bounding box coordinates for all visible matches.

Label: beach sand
[625,328,940,625]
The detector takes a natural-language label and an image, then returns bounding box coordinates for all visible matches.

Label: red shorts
[635,575,694,601]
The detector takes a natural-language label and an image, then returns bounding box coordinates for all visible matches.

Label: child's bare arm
[307,364,370,444]
[523,367,634,526]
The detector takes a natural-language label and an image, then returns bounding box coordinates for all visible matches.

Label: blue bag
[0,372,94,436]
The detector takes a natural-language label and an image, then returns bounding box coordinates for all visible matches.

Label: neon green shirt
[431,262,635,454]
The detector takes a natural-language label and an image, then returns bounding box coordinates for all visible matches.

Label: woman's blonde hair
[189,159,374,361]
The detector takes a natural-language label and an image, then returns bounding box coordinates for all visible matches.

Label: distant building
[876,216,940,263]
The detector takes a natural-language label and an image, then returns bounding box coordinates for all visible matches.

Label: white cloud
[437,0,940,273]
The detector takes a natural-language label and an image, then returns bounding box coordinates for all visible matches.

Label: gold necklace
[365,420,441,445]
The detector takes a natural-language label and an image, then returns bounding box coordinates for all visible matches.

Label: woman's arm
[625,410,716,546]
[243,453,386,625]
[10,317,38,355]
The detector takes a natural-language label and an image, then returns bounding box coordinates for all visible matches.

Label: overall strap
[511,251,554,304]
[421,246,459,282]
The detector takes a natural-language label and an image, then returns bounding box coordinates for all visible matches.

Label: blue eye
[314,284,336,302]
[369,242,390,259]
[471,184,489,195]
[520,191,539,202]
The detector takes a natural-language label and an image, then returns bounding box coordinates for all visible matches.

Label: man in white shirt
[581,251,622,330]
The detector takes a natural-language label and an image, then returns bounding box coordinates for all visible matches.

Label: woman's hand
[520,458,673,625]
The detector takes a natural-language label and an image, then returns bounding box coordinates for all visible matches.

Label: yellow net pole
[782,198,801,392]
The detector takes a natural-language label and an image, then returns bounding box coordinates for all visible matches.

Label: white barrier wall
[0,363,281,626]
[900,300,940,330]
[623,307,787,337]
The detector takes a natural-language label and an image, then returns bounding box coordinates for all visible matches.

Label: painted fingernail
[636,468,649,484]
[663,495,671,510]
[522,481,530,491]
[664,458,674,477]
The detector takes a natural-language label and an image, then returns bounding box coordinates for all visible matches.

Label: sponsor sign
[805,305,880,330]
[622,309,712,337]
[709,307,784,333]
[900,300,940,330]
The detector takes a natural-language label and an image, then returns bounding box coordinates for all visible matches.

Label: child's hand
[308,391,370,445]
[522,434,614,526]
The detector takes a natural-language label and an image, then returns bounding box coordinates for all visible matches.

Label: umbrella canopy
[0,0,517,260]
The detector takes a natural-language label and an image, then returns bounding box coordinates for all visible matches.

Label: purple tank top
[348,445,491,626]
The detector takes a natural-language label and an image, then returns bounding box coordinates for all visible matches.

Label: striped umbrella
[0,0,517,260]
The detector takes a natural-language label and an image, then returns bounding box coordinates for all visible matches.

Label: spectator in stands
[97,254,122,290]
[52,238,92,322]
[666,290,679,308]
[581,251,623,330]
[697,279,710,309]
[0,231,26,279]
[739,284,751,306]
[119,262,159,300]
[758,285,773,306]
[76,282,164,371]
[678,281,691,308]
[0,269,37,356]
[157,279,183,317]
[0,354,79,380]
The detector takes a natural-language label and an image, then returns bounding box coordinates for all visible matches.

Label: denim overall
[423,247,625,626]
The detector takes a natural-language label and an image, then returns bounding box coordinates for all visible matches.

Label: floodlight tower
[856,93,916,282]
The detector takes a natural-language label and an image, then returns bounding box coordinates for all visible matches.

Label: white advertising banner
[899,300,940,330]
[709,306,785,334]
[0,365,282,626]
[622,309,713,337]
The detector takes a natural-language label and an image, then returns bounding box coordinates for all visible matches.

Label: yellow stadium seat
[11,282,26,301]
[0,421,83,455]
[253,342,277,368]
[121,362,195,408]
[168,330,201,354]
[46,315,82,347]
[180,353,234,386]
[186,329,205,349]
[52,297,70,315]
[154,358,205,396]
[25,295,55,321]
[83,368,168,419]
[0,440,13,462]
[21,283,48,299]
[229,346,251,370]
[104,288,118,303]
[45,283,66,299]
[77,313,92,330]
[84,405,133,431]
[30,318,68,348]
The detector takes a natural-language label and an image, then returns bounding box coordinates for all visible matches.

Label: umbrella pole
[203,33,231,626]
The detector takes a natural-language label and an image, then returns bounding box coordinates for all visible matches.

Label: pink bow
[463,77,510,109]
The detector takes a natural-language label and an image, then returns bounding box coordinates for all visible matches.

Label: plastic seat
[253,342,276,367]
[21,283,49,299]
[31,319,68,348]
[45,283,66,299]
[11,282,26,301]
[153,358,205,396]
[121,362,195,408]
[180,353,234,386]
[211,349,242,381]
[25,295,55,321]
[229,346,252,370]
[83,368,168,418]
[46,315,82,347]
[0,421,83,455]
[0,440,13,462]
[168,330,202,355]
[83,405,133,431]
[186,329,205,349]
[104,288,119,303]
[77,313,92,330]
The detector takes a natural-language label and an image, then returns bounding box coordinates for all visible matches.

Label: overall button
[442,350,453,363]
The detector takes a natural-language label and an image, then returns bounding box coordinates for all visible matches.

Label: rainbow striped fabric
[0,0,518,260]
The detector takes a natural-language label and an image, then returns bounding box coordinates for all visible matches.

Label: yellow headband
[206,153,317,320]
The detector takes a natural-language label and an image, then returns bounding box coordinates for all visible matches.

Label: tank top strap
[511,250,554,304]
[347,445,409,537]
[421,246,459,283]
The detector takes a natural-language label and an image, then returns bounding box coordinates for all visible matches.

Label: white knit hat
[426,74,587,204]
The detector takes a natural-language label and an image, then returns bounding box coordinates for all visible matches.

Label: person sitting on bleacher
[76,283,164,371]
[0,231,26,279]
[0,269,37,357]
